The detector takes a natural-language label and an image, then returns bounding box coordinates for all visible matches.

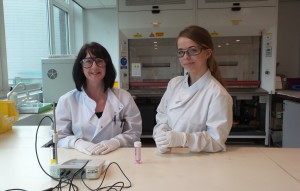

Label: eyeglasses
[81,57,106,68]
[177,47,203,58]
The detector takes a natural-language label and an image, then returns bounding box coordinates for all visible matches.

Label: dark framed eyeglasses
[177,47,203,58]
[81,57,106,68]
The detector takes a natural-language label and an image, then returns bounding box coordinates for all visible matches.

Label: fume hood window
[213,36,260,82]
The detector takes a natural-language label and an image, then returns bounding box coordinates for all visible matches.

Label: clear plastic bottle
[134,141,142,164]
[9,92,18,106]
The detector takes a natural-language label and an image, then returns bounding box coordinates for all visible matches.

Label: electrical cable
[7,114,133,191]
[34,115,80,191]
[35,115,133,191]
[81,162,132,191]
[4,116,57,191]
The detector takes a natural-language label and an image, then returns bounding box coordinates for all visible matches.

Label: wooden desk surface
[1,125,300,191]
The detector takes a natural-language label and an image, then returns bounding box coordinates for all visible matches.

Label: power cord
[81,162,132,191]
[6,115,133,191]
[35,115,81,191]
[36,116,132,191]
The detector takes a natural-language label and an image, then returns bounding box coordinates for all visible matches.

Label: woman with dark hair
[56,42,142,155]
[153,25,233,153]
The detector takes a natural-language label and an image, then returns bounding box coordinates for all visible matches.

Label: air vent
[47,69,58,79]
[126,0,186,6]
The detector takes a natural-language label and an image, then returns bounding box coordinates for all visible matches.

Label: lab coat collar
[183,69,212,90]
[169,70,212,128]
[81,87,97,115]
[106,88,124,117]
[171,70,212,109]
[92,88,124,137]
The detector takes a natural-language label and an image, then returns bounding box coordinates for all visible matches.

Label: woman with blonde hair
[153,25,233,153]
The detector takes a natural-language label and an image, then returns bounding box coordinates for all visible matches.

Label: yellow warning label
[133,33,143,38]
[155,32,164,37]
[210,31,219,37]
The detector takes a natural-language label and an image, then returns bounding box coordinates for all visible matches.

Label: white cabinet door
[118,0,194,11]
[282,100,300,148]
[197,6,277,36]
[119,9,195,38]
[197,0,277,9]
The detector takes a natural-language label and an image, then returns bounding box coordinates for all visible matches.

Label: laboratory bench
[1,125,300,191]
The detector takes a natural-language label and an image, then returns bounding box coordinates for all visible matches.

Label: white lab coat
[56,87,142,148]
[153,70,233,152]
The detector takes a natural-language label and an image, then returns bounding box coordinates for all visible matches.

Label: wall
[82,8,119,82]
[277,0,300,77]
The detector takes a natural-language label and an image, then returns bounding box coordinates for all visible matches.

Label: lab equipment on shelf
[7,82,27,101]
[17,102,53,114]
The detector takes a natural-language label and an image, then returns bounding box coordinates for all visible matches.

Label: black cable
[4,116,54,191]
[67,161,89,191]
[34,115,79,190]
[81,162,132,191]
[7,115,133,191]
[34,116,132,191]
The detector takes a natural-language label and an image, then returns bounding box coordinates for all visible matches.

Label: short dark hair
[72,42,116,92]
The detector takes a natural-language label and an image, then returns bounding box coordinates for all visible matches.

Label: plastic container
[0,100,19,134]
[9,92,18,106]
[134,141,142,164]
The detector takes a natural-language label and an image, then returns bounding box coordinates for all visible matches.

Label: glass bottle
[134,141,142,164]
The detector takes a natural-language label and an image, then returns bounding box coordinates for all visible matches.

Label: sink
[18,102,53,114]
[14,114,53,126]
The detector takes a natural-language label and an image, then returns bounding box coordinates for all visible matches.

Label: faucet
[7,82,27,101]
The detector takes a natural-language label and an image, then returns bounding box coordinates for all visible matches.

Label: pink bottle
[134,141,142,164]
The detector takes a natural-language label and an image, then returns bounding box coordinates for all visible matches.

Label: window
[53,5,70,54]
[49,0,72,55]
[3,0,49,85]
[0,0,74,99]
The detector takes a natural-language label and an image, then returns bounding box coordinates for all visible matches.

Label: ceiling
[73,0,117,9]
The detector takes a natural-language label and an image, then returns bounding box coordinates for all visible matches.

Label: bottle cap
[134,141,142,147]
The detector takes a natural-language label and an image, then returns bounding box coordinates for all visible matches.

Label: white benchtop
[0,125,300,191]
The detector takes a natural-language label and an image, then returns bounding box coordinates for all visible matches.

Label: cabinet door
[282,100,300,148]
[197,6,277,36]
[118,0,194,11]
[119,9,195,38]
[197,0,277,9]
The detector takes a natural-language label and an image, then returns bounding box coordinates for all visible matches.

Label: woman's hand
[154,131,187,150]
[92,138,121,155]
[74,139,97,155]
